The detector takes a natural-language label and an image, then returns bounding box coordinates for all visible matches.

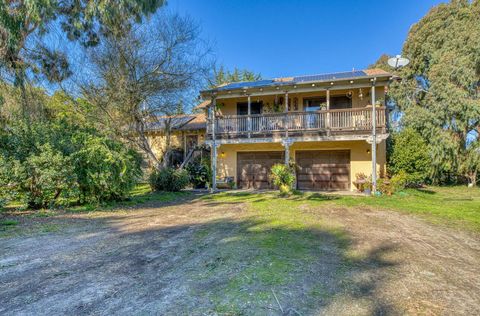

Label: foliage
[0,0,165,80]
[186,156,211,189]
[390,171,408,192]
[377,172,408,196]
[389,0,480,186]
[149,167,190,192]
[0,155,14,209]
[81,13,211,166]
[212,66,262,87]
[368,54,392,71]
[270,164,295,195]
[14,144,77,209]
[0,120,142,208]
[71,134,143,203]
[389,128,431,185]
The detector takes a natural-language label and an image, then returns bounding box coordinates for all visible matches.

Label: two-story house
[200,69,392,191]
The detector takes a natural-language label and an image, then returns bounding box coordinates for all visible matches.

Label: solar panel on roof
[211,70,371,92]
[293,71,367,83]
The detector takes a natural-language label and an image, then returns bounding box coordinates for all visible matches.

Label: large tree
[390,0,480,186]
[211,65,261,87]
[0,0,165,118]
[80,12,211,167]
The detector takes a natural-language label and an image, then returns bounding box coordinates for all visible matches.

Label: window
[237,102,263,115]
[303,97,326,112]
[330,96,352,110]
[303,96,352,111]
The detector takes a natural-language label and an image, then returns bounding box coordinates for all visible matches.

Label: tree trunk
[467,170,477,188]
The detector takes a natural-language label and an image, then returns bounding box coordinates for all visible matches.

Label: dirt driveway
[1,193,479,315]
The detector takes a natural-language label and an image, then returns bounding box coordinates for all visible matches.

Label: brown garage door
[296,150,350,191]
[237,151,284,189]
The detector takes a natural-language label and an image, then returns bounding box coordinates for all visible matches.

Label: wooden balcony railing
[207,107,386,136]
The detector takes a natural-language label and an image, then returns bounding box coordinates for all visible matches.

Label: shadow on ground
[0,195,401,315]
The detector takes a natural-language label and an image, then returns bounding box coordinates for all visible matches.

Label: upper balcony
[207,106,386,141]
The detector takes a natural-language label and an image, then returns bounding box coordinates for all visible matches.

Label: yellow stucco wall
[217,140,386,191]
[148,130,205,159]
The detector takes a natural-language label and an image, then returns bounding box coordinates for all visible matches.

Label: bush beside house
[388,128,431,186]
[0,120,142,209]
[270,163,295,195]
[149,167,190,192]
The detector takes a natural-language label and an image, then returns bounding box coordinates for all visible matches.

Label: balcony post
[371,79,377,195]
[285,91,289,138]
[326,88,331,134]
[247,94,251,138]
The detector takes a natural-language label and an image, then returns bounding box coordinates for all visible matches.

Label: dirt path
[307,206,480,315]
[1,195,479,315]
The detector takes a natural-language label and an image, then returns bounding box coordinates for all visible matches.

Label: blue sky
[169,0,445,78]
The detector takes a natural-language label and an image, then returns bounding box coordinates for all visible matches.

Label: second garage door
[296,150,350,191]
[237,151,284,189]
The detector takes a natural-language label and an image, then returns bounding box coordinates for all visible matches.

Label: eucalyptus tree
[389,0,480,186]
[0,0,165,118]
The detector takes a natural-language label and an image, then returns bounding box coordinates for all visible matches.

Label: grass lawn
[330,186,480,231]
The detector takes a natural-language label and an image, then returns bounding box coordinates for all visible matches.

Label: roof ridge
[293,70,366,79]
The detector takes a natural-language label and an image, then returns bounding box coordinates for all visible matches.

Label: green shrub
[0,120,142,208]
[186,156,211,189]
[389,128,430,185]
[72,134,142,203]
[270,163,295,195]
[0,156,14,209]
[390,171,408,192]
[376,171,407,196]
[19,145,77,208]
[149,167,190,192]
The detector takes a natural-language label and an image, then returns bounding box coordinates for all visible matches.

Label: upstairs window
[237,102,263,115]
[303,97,326,112]
[330,96,352,110]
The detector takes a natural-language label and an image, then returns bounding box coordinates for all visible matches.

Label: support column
[326,88,331,135]
[211,143,218,192]
[210,95,217,192]
[282,139,295,189]
[247,94,251,138]
[282,139,293,165]
[371,79,377,195]
[284,143,290,165]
